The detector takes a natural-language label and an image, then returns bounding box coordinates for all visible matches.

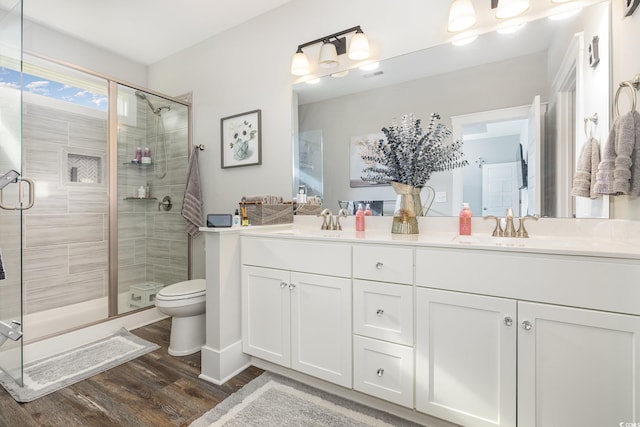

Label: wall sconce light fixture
[448,0,531,33]
[290,26,370,76]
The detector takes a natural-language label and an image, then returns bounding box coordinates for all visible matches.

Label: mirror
[293,0,611,218]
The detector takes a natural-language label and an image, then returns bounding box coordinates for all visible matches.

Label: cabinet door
[518,302,640,427]
[242,266,291,366]
[290,272,352,388]
[416,288,517,427]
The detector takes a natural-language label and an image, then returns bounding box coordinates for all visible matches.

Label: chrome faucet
[335,208,349,230]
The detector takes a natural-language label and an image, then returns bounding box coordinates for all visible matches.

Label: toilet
[155,279,206,356]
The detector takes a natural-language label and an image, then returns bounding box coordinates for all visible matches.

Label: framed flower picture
[221,109,262,168]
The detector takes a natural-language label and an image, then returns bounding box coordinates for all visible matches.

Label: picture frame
[221,109,262,168]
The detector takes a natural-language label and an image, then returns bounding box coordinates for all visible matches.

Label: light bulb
[291,49,310,76]
[348,30,369,60]
[448,0,477,32]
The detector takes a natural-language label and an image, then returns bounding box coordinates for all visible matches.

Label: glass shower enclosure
[0,0,24,385]
[0,0,191,387]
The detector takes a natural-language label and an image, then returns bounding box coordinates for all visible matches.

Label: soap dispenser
[356,203,365,231]
[459,202,472,235]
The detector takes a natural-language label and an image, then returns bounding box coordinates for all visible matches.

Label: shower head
[135,91,171,114]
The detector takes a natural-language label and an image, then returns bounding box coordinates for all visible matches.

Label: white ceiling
[0,0,603,66]
[0,0,294,65]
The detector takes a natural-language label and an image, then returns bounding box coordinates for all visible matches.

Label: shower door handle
[0,176,35,210]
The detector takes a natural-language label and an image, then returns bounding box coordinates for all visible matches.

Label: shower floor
[23,290,152,343]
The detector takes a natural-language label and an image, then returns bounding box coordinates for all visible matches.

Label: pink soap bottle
[364,203,373,216]
[459,202,472,235]
[356,203,365,231]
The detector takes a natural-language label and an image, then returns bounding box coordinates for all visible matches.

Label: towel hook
[583,113,598,139]
[614,81,638,118]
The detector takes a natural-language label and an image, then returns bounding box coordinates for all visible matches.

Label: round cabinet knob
[375,262,384,269]
[504,316,513,326]
[376,309,384,316]
[288,283,296,290]
[376,368,384,377]
[521,320,533,331]
[280,282,287,288]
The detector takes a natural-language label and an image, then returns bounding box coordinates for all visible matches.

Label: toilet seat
[156,279,206,302]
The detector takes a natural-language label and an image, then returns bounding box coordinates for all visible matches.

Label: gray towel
[182,147,204,238]
[595,111,640,195]
[594,116,621,195]
[0,248,5,280]
[571,137,601,199]
[613,110,640,194]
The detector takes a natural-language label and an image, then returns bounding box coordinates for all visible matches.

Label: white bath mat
[0,327,159,402]
[190,372,420,426]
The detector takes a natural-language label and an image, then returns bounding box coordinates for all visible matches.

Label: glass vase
[391,181,419,234]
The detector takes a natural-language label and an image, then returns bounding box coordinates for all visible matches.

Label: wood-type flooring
[0,318,264,426]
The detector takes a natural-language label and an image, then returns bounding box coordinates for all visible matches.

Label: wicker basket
[241,203,293,225]
[294,204,323,215]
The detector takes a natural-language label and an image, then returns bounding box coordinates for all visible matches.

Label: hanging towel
[571,137,601,199]
[614,110,640,195]
[0,248,5,280]
[594,116,621,195]
[182,147,204,238]
[596,110,640,195]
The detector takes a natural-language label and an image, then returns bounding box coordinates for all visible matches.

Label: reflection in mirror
[293,0,610,218]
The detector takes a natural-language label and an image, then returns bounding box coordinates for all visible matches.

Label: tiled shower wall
[22,99,109,315]
[117,94,189,299]
[21,93,189,316]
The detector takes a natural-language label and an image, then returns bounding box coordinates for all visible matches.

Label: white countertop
[201,216,640,260]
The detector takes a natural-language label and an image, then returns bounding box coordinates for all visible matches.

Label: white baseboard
[199,340,251,385]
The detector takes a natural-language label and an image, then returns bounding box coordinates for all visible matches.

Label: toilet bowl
[155,279,206,356]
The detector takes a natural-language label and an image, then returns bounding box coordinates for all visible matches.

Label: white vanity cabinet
[415,247,640,427]
[517,301,640,427]
[352,245,415,408]
[241,237,352,388]
[415,287,517,427]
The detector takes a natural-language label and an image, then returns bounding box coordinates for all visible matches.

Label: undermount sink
[454,234,638,254]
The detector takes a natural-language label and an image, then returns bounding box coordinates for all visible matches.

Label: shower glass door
[115,85,190,315]
[0,0,24,385]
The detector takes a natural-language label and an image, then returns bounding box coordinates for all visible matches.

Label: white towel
[182,147,204,238]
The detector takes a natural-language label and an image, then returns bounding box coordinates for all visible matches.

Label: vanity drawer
[353,245,413,284]
[353,280,413,346]
[415,248,640,315]
[242,236,351,277]
[353,335,414,408]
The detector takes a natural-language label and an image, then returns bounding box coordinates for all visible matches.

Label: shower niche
[64,150,104,185]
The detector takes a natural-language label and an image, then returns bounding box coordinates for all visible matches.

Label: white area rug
[191,372,420,426]
[0,328,159,402]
